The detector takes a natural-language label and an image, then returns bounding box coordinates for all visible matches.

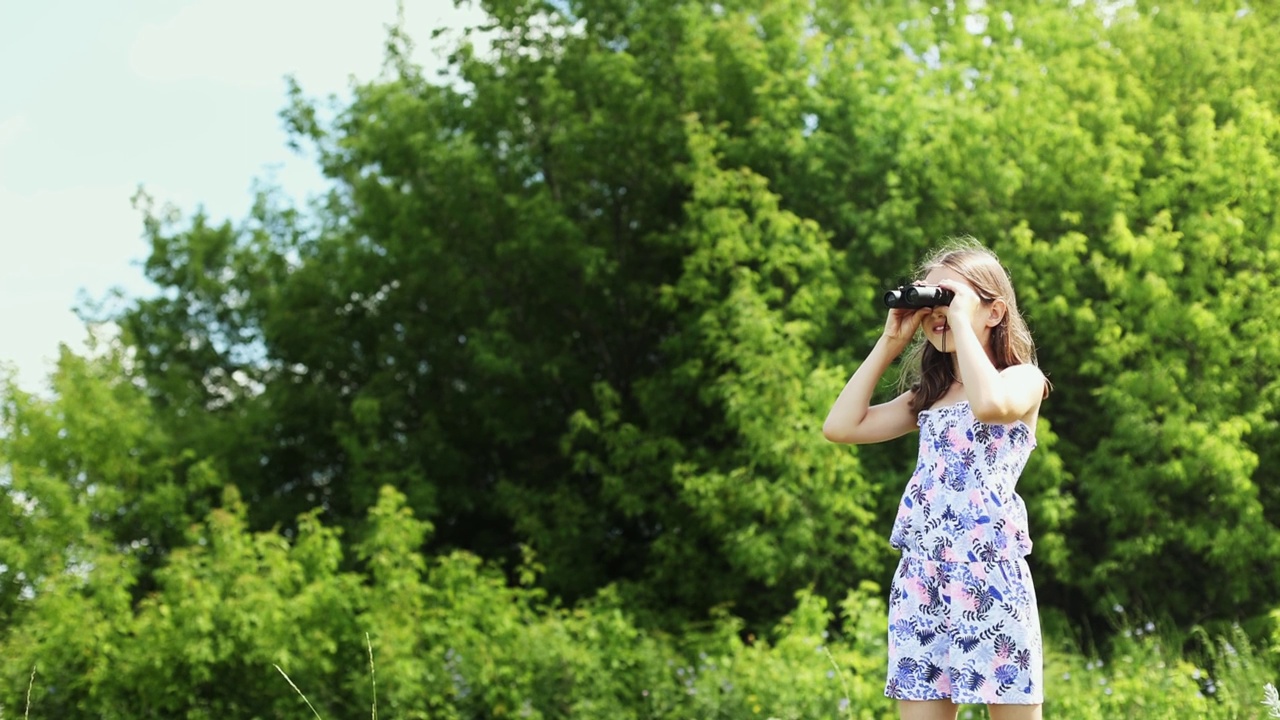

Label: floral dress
[884,400,1043,705]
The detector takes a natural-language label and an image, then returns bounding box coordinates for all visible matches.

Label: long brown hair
[898,238,1046,414]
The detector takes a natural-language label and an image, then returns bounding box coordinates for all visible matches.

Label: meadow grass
[277,633,379,720]
[8,623,1279,718]
[0,668,35,720]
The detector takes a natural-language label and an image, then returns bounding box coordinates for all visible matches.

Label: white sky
[0,0,488,392]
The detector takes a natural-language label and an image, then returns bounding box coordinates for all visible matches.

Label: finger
[935,279,975,297]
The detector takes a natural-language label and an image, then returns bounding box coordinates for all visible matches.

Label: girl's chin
[926,337,955,353]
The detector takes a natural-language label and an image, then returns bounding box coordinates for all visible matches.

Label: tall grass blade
[822,646,854,720]
[23,667,34,720]
[367,633,378,720]
[275,664,324,720]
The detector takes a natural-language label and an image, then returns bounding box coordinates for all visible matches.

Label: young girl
[823,240,1048,720]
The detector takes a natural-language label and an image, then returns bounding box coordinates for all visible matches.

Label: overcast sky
[0,0,487,392]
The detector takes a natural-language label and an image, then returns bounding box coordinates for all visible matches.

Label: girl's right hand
[882,307,929,352]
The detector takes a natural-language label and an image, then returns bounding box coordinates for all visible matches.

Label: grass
[276,633,379,720]
[1264,683,1280,717]
[0,668,35,720]
[273,664,324,720]
[256,619,1280,720]
[822,645,856,720]
[9,622,1280,718]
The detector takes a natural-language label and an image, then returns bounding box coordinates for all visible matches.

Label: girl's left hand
[935,279,983,325]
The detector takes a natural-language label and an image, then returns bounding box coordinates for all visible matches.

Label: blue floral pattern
[884,401,1043,705]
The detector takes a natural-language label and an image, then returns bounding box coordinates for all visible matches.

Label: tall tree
[104,0,1280,628]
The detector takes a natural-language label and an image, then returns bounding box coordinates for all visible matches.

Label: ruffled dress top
[889,400,1036,563]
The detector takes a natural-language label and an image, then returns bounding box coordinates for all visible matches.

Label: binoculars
[883,285,954,309]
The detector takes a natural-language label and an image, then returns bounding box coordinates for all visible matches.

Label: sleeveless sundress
[884,400,1044,705]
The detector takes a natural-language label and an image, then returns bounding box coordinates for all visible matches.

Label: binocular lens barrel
[882,285,954,309]
[906,286,952,305]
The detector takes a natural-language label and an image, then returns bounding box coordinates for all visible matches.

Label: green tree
[1,344,222,608]
[101,0,1280,630]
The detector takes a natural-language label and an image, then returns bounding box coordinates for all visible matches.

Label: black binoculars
[883,285,954,309]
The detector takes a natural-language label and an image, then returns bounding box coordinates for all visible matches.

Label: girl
[823,240,1048,720]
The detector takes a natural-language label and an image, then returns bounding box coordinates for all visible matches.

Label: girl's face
[919,266,998,354]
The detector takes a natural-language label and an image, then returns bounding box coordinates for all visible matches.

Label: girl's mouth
[931,321,949,334]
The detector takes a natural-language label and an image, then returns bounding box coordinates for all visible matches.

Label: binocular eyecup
[883,285,954,309]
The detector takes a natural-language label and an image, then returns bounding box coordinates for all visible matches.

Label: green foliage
[1041,611,1280,720]
[659,584,895,720]
[3,468,1278,717]
[0,344,219,613]
[94,0,1280,630]
[0,469,898,719]
[11,0,1280,714]
[1,352,1278,715]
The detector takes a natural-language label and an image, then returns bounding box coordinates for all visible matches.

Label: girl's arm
[823,309,928,444]
[940,284,1046,425]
